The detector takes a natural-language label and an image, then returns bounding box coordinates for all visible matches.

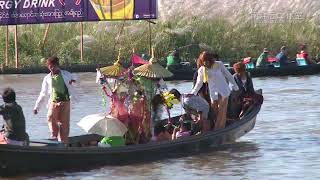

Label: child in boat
[0,88,29,146]
[152,122,171,142]
[172,121,191,140]
[169,89,210,132]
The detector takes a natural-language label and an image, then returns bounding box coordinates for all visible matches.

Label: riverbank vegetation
[1,17,320,68]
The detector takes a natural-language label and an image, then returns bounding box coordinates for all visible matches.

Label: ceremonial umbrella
[100,48,126,77]
[77,114,128,137]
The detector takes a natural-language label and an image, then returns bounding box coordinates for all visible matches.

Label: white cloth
[191,61,239,102]
[34,70,79,111]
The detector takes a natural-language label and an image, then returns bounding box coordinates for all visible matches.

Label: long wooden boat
[167,64,320,80]
[0,90,262,176]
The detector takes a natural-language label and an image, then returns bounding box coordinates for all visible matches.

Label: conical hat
[133,57,173,78]
[100,61,125,77]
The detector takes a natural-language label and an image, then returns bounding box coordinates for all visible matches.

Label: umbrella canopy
[133,57,173,78]
[100,48,126,77]
[77,114,128,137]
[100,61,125,77]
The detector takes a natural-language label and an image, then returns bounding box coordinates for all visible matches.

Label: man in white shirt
[33,57,78,144]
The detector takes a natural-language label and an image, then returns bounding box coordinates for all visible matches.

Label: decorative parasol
[100,48,125,77]
[133,48,173,78]
[77,113,128,137]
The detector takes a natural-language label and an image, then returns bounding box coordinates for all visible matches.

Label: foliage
[1,18,320,68]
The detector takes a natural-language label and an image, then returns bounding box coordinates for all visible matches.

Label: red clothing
[297,51,313,65]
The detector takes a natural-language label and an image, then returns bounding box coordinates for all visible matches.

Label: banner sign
[0,0,157,25]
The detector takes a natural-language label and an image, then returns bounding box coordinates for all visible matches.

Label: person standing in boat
[193,58,210,103]
[0,88,29,146]
[191,51,239,130]
[256,48,269,67]
[33,57,78,144]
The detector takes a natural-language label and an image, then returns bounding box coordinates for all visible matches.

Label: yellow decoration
[162,92,180,109]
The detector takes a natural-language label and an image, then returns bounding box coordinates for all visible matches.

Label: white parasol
[77,113,128,137]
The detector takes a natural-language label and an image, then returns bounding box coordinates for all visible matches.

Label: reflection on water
[1,73,320,179]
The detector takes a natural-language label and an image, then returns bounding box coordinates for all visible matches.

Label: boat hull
[0,91,262,176]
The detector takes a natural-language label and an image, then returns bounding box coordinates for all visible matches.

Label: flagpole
[14,25,19,69]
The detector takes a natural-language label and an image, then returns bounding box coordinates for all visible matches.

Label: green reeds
[0,18,320,68]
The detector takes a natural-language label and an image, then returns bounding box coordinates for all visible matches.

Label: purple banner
[0,0,157,25]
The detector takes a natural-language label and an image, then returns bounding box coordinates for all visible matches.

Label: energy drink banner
[0,0,157,25]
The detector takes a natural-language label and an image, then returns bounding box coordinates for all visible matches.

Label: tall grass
[1,18,320,68]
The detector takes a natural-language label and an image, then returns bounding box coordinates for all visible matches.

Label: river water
[0,73,320,180]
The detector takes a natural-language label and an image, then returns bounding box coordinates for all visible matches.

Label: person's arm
[191,67,204,95]
[63,70,77,84]
[33,76,49,114]
[220,62,239,91]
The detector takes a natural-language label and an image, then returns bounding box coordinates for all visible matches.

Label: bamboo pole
[5,26,9,67]
[14,25,19,69]
[42,24,50,45]
[80,22,84,63]
[148,21,152,56]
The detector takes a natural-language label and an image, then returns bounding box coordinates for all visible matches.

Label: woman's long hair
[197,51,219,68]
[233,62,246,78]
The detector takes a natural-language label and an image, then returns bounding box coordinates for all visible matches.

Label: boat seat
[30,139,65,147]
[296,58,307,66]
[273,62,280,68]
[245,62,255,69]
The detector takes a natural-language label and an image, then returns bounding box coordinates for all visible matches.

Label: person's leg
[200,112,210,132]
[214,96,229,130]
[59,101,70,144]
[210,100,218,127]
[199,102,210,132]
[47,102,59,139]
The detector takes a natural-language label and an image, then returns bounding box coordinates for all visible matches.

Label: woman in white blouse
[191,51,239,130]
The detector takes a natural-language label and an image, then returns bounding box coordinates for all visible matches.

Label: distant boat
[167,64,320,81]
[0,90,262,176]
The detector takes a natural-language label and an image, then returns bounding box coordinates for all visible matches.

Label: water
[1,73,320,179]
